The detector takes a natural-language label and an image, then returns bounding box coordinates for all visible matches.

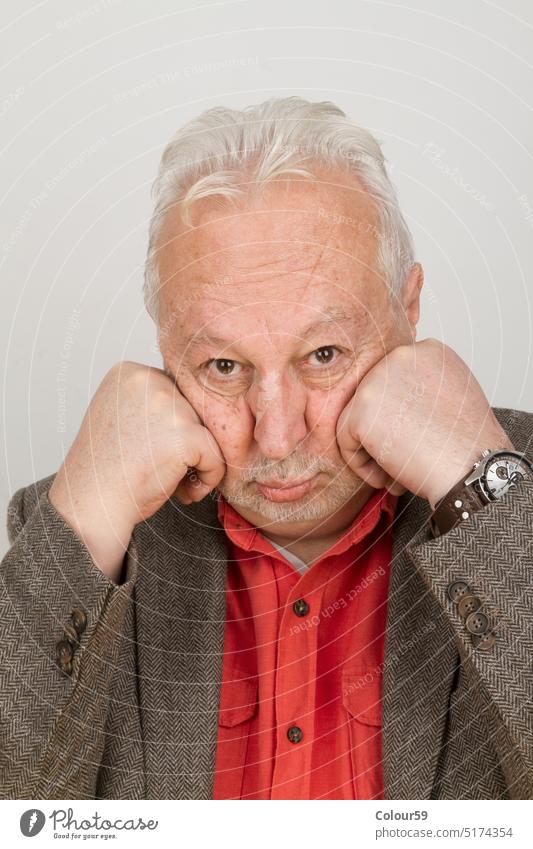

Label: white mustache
[240,455,339,484]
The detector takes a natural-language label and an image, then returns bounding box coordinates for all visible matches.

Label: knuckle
[392,343,413,361]
[110,359,140,378]
[113,362,150,394]
[422,336,442,350]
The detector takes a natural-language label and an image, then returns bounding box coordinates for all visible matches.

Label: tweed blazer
[1,406,532,800]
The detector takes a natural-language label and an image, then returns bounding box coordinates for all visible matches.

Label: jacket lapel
[133,494,228,799]
[382,491,459,799]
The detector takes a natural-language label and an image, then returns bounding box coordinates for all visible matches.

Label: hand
[336,338,515,510]
[49,361,225,582]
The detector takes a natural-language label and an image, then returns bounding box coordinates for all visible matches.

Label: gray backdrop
[2,0,532,557]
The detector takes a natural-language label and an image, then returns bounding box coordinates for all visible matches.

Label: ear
[400,262,424,331]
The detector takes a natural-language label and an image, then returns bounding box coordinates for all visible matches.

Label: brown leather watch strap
[430,476,487,538]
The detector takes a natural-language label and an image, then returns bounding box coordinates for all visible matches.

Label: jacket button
[56,639,73,663]
[63,623,80,648]
[457,594,481,619]
[287,725,303,744]
[292,599,309,617]
[56,640,74,674]
[465,611,489,635]
[472,630,497,651]
[447,580,471,604]
[70,609,87,634]
[59,659,73,676]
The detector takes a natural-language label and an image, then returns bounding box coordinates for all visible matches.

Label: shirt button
[287,725,304,744]
[465,611,490,635]
[292,599,309,617]
[447,580,471,604]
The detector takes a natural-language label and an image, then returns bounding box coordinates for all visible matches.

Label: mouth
[255,474,319,502]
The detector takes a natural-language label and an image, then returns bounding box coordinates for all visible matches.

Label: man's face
[157,167,413,535]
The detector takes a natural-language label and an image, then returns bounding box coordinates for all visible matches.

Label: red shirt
[213,487,397,800]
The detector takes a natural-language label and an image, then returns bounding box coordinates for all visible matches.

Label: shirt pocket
[342,667,384,800]
[215,674,258,800]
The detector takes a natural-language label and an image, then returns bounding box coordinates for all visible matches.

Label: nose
[249,373,308,460]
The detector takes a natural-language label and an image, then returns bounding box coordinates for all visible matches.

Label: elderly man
[1,97,532,801]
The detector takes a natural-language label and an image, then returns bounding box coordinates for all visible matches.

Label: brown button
[63,623,80,648]
[465,611,489,635]
[472,630,497,651]
[56,639,73,665]
[58,659,73,676]
[70,609,87,634]
[447,580,470,604]
[457,594,481,619]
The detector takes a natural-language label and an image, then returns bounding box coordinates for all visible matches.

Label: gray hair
[143,96,415,323]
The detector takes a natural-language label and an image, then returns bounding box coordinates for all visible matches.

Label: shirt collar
[216,486,398,561]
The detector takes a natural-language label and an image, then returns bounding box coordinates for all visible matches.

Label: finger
[187,426,226,487]
[339,444,383,489]
[174,470,215,504]
[355,457,392,490]
[339,444,374,472]
[183,467,217,502]
[174,426,225,503]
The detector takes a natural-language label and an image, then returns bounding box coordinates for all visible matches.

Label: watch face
[482,452,531,500]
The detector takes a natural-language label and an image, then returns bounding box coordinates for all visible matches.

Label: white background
[1,0,532,556]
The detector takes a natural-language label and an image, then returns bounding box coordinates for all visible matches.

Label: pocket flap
[342,667,382,726]
[218,675,258,728]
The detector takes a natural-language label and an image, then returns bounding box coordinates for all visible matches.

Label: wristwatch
[430,448,533,538]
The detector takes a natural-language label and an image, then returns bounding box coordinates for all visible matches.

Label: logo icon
[20,809,46,837]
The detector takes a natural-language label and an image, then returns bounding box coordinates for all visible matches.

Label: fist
[49,361,225,580]
[336,338,514,509]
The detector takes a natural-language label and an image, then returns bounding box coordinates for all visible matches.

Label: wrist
[425,434,516,511]
[48,482,134,583]
[428,441,530,539]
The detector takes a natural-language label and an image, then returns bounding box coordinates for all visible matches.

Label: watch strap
[430,476,486,538]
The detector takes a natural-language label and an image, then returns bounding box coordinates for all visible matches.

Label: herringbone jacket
[1,406,532,800]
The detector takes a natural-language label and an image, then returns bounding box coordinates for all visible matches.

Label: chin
[218,475,362,525]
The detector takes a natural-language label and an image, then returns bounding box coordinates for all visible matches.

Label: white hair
[143,96,415,323]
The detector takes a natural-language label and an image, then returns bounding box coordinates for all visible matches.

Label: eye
[307,346,340,366]
[205,358,242,377]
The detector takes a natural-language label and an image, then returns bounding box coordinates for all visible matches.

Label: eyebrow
[184,309,355,349]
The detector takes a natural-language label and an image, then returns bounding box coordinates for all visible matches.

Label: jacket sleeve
[0,473,139,799]
[404,474,533,798]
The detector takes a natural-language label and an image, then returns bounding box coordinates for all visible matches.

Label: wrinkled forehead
[156,172,388,344]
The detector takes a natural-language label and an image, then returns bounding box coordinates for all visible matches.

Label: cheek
[171,368,254,461]
[200,397,255,468]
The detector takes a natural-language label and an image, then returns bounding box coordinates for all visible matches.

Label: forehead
[157,168,388,341]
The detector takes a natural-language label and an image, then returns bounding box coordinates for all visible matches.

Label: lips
[259,478,310,489]
[256,474,318,502]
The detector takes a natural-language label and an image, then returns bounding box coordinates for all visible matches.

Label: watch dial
[483,453,531,499]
